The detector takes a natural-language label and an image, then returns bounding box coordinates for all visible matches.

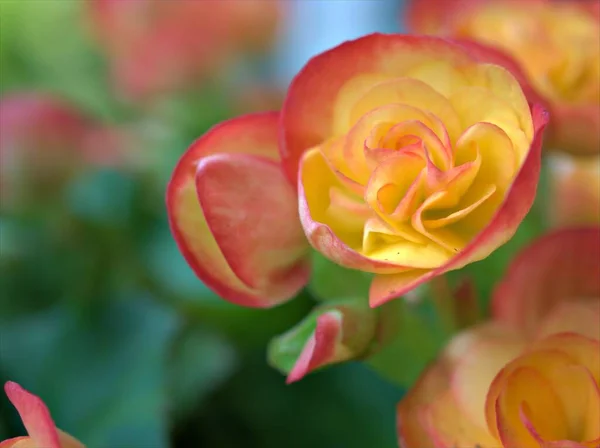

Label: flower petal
[167,112,310,307]
[196,153,310,304]
[4,382,61,448]
[425,390,500,448]
[491,227,600,335]
[496,367,568,448]
[369,103,548,307]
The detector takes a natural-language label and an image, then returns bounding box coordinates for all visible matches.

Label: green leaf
[308,251,372,301]
[0,296,179,448]
[366,298,446,388]
[167,326,237,420]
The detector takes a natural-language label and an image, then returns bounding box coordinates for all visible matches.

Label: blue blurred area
[275,0,404,85]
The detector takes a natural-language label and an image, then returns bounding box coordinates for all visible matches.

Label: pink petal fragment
[4,382,61,448]
[286,312,343,384]
[492,227,600,335]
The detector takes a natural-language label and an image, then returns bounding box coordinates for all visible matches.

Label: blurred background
[0,1,411,447]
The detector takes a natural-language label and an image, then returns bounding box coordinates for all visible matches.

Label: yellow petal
[350,77,461,145]
[301,147,364,250]
[332,73,393,135]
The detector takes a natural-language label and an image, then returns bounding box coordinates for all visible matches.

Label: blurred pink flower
[0,92,130,207]
[88,0,283,102]
[1,382,84,448]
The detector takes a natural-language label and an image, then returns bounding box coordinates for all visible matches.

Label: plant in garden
[0,382,84,448]
[397,227,600,447]
[405,0,600,156]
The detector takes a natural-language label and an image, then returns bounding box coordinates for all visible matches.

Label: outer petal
[453,39,547,110]
[167,113,310,307]
[370,104,549,307]
[3,382,84,448]
[491,227,600,335]
[279,33,478,184]
[4,382,60,448]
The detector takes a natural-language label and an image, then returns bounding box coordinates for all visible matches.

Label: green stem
[428,275,458,336]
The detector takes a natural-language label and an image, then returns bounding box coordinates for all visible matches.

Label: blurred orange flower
[398,227,600,447]
[1,382,84,448]
[406,0,600,155]
[88,0,283,102]
[549,154,600,226]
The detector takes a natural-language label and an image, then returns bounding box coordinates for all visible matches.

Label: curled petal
[491,227,600,335]
[167,113,310,308]
[370,104,548,307]
[495,367,568,447]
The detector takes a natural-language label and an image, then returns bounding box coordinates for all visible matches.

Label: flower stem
[428,275,458,336]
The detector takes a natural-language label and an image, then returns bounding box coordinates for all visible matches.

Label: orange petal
[167,113,310,308]
[491,227,600,336]
[4,382,61,448]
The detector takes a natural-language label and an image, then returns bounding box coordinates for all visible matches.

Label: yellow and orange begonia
[286,34,548,306]
[1,382,84,448]
[407,0,600,155]
[167,34,548,308]
[398,227,600,448]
